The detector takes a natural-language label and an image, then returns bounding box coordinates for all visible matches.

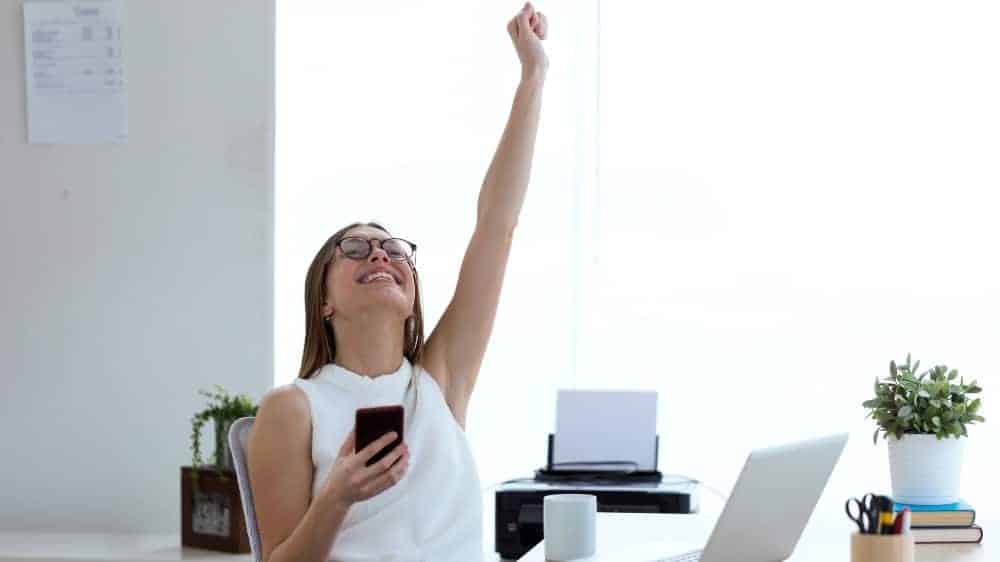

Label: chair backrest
[228,416,262,562]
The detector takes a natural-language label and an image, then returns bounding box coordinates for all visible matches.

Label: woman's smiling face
[322,225,416,321]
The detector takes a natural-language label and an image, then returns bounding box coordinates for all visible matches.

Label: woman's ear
[322,302,334,320]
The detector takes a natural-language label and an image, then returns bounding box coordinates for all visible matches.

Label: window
[588,0,1000,504]
[279,1,999,507]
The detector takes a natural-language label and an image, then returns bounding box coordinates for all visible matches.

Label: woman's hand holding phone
[320,427,410,511]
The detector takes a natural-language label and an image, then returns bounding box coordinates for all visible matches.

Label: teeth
[362,272,395,284]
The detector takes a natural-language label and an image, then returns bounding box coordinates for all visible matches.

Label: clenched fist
[507,2,548,80]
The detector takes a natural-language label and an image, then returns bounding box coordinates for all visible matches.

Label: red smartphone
[355,405,404,468]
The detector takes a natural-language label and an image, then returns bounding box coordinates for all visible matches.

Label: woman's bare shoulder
[247,383,314,562]
[256,383,311,430]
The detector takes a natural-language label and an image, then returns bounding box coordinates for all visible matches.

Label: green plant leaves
[189,385,260,496]
[862,354,985,444]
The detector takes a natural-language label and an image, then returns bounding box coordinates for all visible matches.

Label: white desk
[0,532,253,562]
[518,512,989,562]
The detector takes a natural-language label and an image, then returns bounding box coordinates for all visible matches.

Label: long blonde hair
[298,222,425,380]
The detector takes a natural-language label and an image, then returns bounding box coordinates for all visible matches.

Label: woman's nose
[368,246,390,263]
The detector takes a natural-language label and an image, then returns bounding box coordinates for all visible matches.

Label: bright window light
[278,0,1000,514]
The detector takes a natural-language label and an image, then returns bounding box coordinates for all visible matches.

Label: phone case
[355,405,404,467]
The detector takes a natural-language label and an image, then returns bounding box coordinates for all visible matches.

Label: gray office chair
[228,416,262,562]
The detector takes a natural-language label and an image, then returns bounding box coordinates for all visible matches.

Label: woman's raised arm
[422,3,549,428]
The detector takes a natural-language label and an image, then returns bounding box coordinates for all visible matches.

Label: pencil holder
[850,532,914,562]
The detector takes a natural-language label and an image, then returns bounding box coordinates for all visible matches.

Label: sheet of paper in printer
[553,389,658,471]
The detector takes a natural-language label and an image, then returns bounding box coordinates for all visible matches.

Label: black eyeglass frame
[334,236,417,263]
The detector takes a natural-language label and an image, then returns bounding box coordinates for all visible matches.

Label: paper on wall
[23,0,127,144]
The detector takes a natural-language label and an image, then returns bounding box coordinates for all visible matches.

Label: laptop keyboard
[657,549,703,562]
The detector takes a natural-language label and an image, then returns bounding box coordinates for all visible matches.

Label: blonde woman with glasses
[247,4,549,562]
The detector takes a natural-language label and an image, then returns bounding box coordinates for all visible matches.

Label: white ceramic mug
[543,494,597,561]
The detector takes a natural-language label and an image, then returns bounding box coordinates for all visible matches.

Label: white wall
[0,0,274,533]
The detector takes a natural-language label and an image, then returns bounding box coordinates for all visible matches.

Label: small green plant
[863,353,984,444]
[189,385,258,495]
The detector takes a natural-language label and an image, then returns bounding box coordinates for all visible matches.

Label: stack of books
[894,500,984,544]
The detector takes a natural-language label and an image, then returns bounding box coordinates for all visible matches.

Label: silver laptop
[627,433,849,562]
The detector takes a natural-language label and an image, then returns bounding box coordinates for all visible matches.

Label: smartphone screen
[355,405,404,468]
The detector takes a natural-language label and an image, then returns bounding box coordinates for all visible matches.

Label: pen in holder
[850,532,914,562]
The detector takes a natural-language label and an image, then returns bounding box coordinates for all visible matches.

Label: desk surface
[0,531,253,562]
[518,512,989,561]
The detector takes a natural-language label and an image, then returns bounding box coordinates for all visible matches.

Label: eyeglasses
[335,236,416,262]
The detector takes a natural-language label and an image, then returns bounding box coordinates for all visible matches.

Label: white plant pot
[887,433,965,505]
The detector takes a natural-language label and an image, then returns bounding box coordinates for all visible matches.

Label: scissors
[844,493,878,534]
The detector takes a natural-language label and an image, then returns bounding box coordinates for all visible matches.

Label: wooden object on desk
[181,466,250,554]
[851,532,914,562]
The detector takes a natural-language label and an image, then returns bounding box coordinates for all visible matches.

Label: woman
[247,4,549,562]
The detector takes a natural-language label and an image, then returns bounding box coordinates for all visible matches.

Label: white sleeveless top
[292,358,483,562]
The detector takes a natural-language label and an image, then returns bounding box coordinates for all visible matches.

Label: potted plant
[189,384,259,495]
[863,353,984,505]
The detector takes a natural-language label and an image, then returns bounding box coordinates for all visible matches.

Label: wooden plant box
[180,466,250,553]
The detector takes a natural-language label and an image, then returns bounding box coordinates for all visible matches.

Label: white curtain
[278,0,1000,514]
